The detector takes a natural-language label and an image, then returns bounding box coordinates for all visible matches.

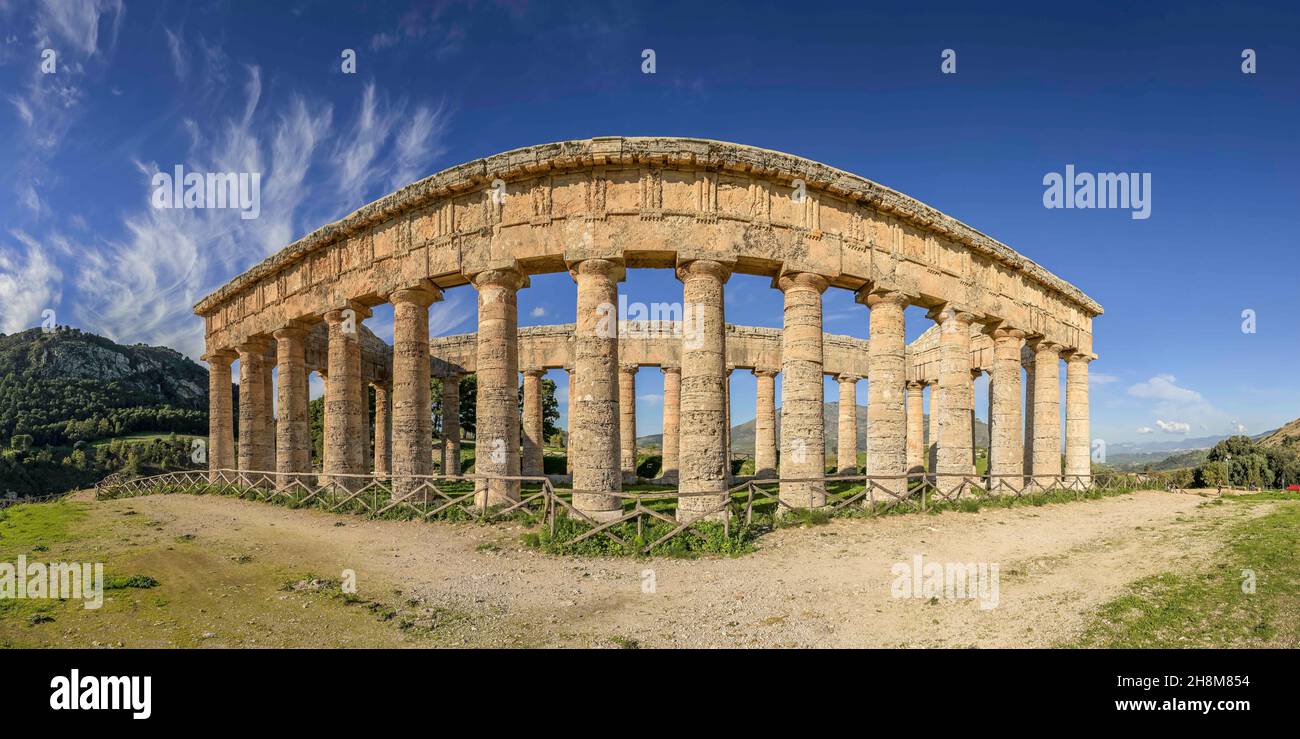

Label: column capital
[906,380,927,390]
[618,363,639,375]
[775,270,829,294]
[1063,350,1097,364]
[837,374,861,384]
[203,348,237,365]
[1028,338,1064,355]
[324,302,373,324]
[566,257,625,282]
[986,324,1027,342]
[927,303,976,326]
[236,337,274,355]
[272,320,313,341]
[753,368,779,379]
[470,267,529,291]
[522,367,546,378]
[856,287,911,310]
[660,364,680,375]
[388,280,443,307]
[675,258,733,283]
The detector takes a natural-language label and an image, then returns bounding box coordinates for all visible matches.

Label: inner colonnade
[195,137,1101,522]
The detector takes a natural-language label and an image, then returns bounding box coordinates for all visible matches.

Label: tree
[10,434,32,451]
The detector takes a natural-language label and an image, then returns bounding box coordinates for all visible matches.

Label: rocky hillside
[1260,416,1300,448]
[0,327,211,446]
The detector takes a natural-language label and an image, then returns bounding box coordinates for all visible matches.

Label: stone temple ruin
[194,137,1101,522]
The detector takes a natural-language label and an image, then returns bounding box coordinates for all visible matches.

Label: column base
[572,492,624,523]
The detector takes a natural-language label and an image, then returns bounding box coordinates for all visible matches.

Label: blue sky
[1,0,1297,446]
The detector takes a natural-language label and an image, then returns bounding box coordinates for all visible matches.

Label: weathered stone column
[753,369,778,479]
[676,259,731,521]
[390,286,441,498]
[1023,360,1036,478]
[777,272,828,509]
[989,327,1025,492]
[564,367,575,476]
[837,375,859,475]
[261,355,275,467]
[440,374,460,475]
[864,290,909,496]
[324,307,368,489]
[373,383,392,477]
[472,268,528,508]
[1064,351,1093,486]
[1030,340,1063,487]
[272,326,310,488]
[618,363,638,482]
[206,349,236,481]
[724,367,733,478]
[932,306,975,489]
[521,368,545,477]
[660,366,681,483]
[906,381,926,475]
[971,368,982,472]
[569,259,622,520]
[237,339,273,484]
[928,383,940,475]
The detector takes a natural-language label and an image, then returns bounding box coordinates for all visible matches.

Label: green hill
[0,326,209,447]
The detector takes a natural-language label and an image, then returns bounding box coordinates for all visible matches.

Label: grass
[1069,496,1300,647]
[521,514,761,558]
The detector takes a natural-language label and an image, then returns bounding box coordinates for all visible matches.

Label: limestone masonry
[196,137,1100,519]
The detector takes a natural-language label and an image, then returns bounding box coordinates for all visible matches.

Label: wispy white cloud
[0,230,63,334]
[1128,374,1202,403]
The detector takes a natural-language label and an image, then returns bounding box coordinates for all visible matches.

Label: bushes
[1189,435,1300,489]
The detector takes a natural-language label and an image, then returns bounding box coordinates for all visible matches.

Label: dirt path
[26,488,1263,648]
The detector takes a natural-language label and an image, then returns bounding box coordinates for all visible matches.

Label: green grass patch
[0,502,88,554]
[1070,500,1300,647]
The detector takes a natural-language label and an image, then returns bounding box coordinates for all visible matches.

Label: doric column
[971,368,982,471]
[753,369,778,478]
[564,367,575,476]
[569,259,622,520]
[324,307,368,488]
[1023,360,1036,477]
[724,367,733,478]
[390,285,440,497]
[863,290,909,496]
[1064,351,1094,485]
[932,306,975,488]
[1030,339,1063,487]
[778,271,828,509]
[989,327,1025,491]
[836,375,859,475]
[373,383,392,477]
[928,383,940,475]
[261,355,275,467]
[906,381,926,475]
[660,366,681,483]
[236,339,273,484]
[521,368,545,477]
[272,325,310,488]
[618,363,638,482]
[676,259,731,520]
[205,349,236,481]
[439,374,461,475]
[472,268,528,508]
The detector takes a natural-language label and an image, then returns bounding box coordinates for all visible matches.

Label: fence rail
[93,469,1158,555]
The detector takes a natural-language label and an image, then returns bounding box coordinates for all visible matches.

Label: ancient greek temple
[195,137,1101,521]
